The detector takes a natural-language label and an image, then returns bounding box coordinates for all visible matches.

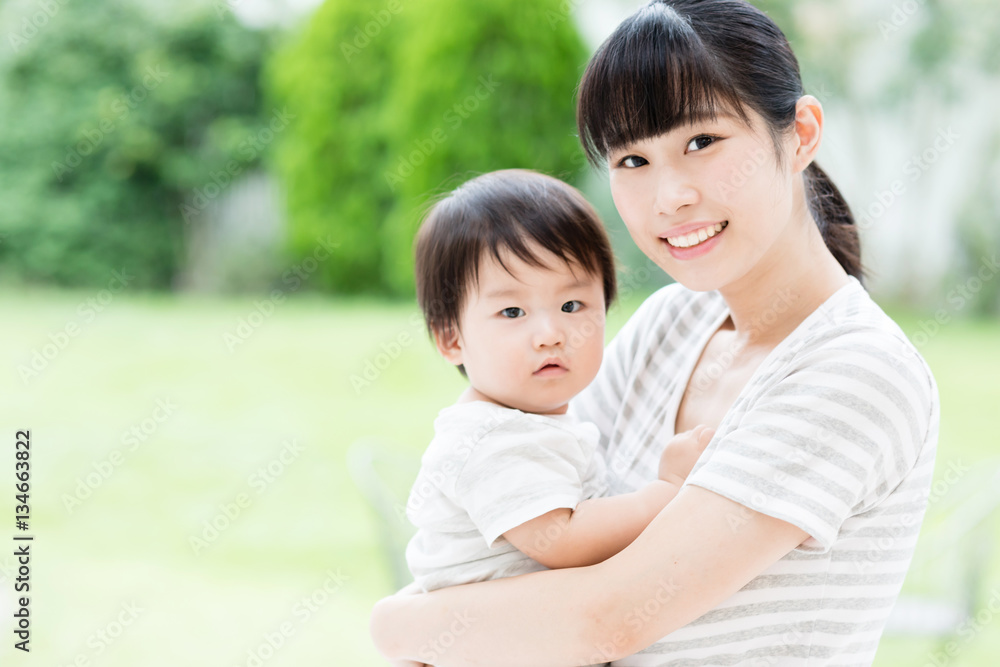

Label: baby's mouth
[534,360,567,374]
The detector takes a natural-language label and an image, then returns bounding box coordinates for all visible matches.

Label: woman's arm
[371,485,807,666]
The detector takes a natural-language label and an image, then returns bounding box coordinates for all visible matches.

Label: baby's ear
[432,325,463,366]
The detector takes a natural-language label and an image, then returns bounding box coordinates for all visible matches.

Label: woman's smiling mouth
[664,221,729,248]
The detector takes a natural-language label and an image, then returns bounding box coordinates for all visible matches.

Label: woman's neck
[719,213,850,348]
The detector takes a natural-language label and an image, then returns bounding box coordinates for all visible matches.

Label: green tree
[268,0,589,296]
[0,0,270,288]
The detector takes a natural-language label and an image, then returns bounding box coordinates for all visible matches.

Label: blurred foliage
[0,0,271,289]
[756,0,1000,101]
[267,0,589,297]
[755,0,1000,313]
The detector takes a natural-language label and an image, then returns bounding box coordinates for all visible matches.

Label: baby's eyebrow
[483,277,592,300]
[482,287,522,299]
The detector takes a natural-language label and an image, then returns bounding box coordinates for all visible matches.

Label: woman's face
[608,107,801,293]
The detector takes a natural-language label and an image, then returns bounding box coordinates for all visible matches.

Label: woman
[372,1,939,664]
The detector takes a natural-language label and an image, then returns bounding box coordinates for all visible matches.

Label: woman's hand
[658,424,714,485]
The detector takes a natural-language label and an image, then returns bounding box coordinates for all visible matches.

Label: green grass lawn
[0,287,997,666]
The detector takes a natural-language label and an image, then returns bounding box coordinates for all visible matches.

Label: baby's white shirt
[405,400,609,592]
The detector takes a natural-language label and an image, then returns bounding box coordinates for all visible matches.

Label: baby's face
[442,245,606,415]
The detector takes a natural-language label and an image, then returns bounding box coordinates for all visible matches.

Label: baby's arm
[503,426,714,569]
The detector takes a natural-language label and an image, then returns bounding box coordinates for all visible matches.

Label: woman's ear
[432,325,464,367]
[792,95,823,173]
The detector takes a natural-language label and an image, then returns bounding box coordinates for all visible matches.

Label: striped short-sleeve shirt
[569,276,939,666]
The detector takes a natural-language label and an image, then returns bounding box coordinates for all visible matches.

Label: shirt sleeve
[685,330,936,552]
[451,417,596,548]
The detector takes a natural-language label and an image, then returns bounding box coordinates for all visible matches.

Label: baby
[405,169,713,593]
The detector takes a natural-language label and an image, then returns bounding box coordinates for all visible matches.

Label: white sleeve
[685,330,937,552]
[451,418,595,548]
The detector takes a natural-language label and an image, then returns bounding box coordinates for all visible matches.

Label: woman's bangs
[577,5,746,165]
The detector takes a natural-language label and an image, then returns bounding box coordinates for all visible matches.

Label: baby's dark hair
[414,169,616,368]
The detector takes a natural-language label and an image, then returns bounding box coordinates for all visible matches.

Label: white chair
[346,437,421,590]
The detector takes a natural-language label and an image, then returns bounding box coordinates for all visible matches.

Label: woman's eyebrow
[686,108,738,124]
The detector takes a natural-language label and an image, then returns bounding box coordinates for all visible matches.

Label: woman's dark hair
[576,0,863,281]
[414,169,617,375]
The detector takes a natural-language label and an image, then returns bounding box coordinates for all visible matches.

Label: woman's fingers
[681,424,715,445]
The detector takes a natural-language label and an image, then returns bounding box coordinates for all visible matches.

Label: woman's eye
[617,155,648,168]
[686,135,718,152]
[561,300,583,313]
[500,307,525,318]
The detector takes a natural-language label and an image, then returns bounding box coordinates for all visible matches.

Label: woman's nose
[653,169,699,216]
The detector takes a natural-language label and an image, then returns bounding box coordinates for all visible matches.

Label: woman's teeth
[666,221,728,248]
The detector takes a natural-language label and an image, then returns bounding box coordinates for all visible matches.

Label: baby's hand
[658,424,715,486]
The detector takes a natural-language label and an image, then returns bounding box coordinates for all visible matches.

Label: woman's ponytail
[805,162,864,283]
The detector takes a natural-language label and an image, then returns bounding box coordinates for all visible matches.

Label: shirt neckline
[664,275,862,438]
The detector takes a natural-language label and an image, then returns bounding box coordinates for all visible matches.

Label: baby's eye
[686,135,718,152]
[500,307,525,318]
[561,300,583,313]
[617,155,648,168]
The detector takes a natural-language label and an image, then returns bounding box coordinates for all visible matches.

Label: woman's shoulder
[782,277,937,404]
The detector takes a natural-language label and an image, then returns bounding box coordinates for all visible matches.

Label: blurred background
[0,0,997,664]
